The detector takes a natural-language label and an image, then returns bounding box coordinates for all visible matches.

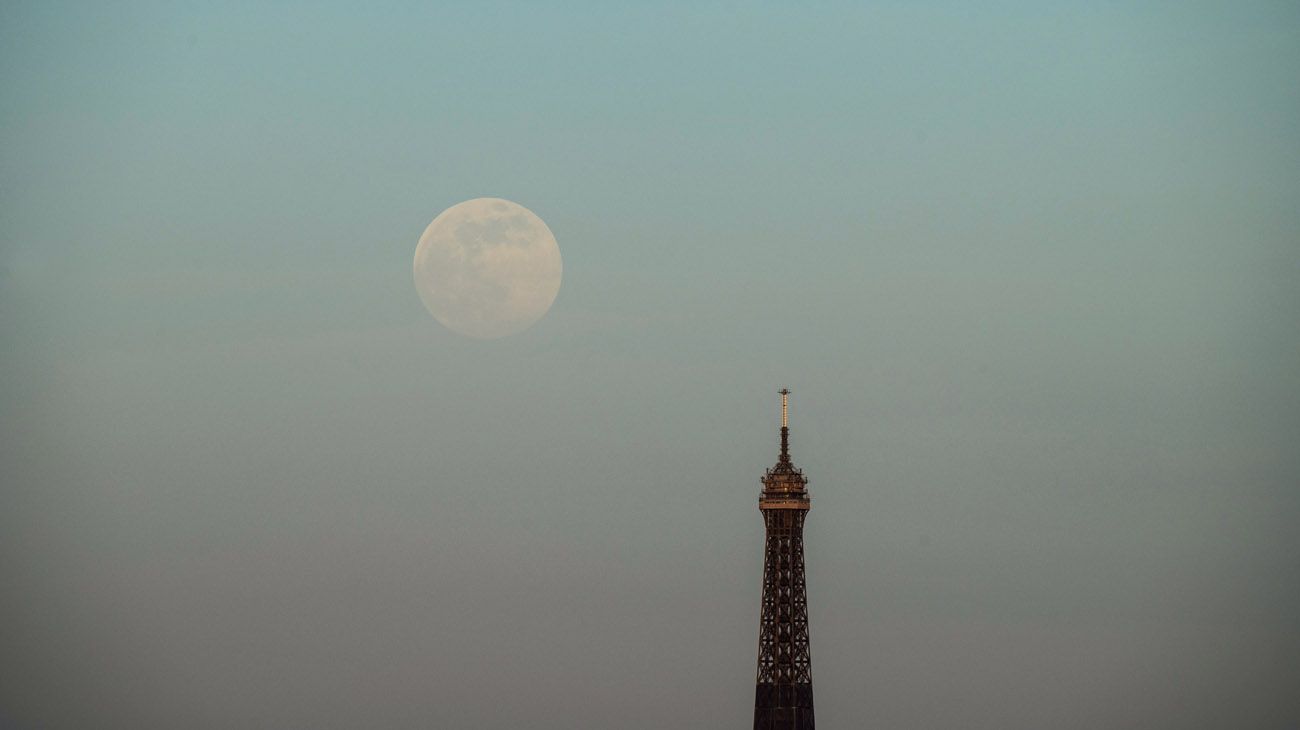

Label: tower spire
[779,388,791,463]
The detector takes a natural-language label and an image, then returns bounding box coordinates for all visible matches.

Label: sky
[1,2,1298,728]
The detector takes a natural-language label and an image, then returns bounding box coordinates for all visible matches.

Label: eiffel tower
[753,389,815,730]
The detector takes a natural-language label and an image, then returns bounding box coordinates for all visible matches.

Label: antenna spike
[778,388,790,462]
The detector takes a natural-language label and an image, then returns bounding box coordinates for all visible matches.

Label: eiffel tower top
[761,388,809,510]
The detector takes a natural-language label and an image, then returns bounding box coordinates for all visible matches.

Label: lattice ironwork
[754,389,815,730]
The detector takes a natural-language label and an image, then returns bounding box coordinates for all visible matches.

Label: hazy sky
[2,2,1298,728]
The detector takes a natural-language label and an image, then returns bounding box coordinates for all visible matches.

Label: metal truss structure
[754,389,815,730]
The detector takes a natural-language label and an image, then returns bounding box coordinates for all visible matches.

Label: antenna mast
[779,388,791,461]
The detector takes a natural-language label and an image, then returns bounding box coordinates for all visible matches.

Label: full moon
[413,198,563,339]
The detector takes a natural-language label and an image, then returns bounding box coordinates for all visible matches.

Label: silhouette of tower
[753,389,815,730]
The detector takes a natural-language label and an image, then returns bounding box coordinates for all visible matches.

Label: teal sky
[2,2,1298,728]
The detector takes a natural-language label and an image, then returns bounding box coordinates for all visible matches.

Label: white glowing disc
[413,198,562,339]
